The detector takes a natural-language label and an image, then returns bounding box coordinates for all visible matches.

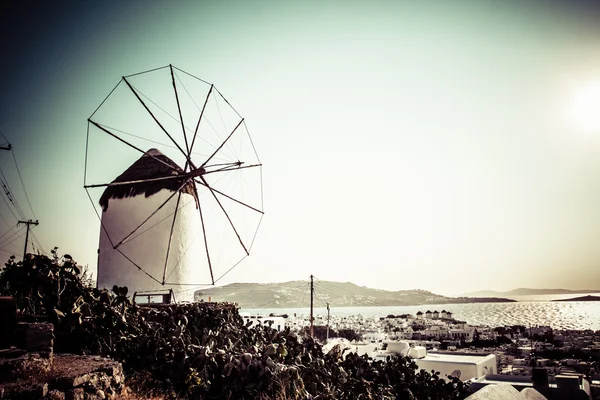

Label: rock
[82,393,103,400]
[98,364,122,378]
[46,389,66,400]
[51,355,124,391]
[0,382,48,399]
[0,353,50,383]
[84,373,112,391]
[65,388,84,400]
[1,353,124,400]
[0,348,27,359]
[58,373,91,389]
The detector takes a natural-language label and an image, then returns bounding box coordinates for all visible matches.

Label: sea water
[243,294,600,330]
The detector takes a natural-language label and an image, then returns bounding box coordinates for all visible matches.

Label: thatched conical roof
[99,149,197,211]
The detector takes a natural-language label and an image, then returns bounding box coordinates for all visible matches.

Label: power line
[0,207,11,229]
[0,247,20,257]
[0,133,44,254]
[11,150,37,220]
[0,130,11,151]
[0,224,20,241]
[0,225,24,245]
[0,228,27,249]
[29,231,46,254]
[0,177,25,221]
[0,164,27,219]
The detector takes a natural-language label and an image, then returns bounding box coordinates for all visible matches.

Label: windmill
[84,65,263,302]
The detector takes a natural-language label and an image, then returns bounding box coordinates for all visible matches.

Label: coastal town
[243,309,600,399]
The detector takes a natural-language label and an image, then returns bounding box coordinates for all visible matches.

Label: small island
[554,295,600,302]
[444,296,517,304]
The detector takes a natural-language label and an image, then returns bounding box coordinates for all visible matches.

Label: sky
[1,0,600,296]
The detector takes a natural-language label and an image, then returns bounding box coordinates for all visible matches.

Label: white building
[97,149,204,301]
[414,352,497,381]
[376,342,497,381]
[423,325,450,339]
[449,327,475,340]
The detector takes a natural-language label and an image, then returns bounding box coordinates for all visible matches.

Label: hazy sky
[1,0,600,296]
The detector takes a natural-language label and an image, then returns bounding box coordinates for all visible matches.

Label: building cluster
[243,310,598,399]
[379,310,474,342]
[553,329,600,351]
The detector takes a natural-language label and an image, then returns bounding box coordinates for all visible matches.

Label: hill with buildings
[194,280,515,308]
[463,288,600,297]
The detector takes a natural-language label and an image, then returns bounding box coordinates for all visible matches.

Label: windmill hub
[189,167,206,177]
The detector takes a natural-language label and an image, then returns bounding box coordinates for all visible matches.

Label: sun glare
[570,79,600,133]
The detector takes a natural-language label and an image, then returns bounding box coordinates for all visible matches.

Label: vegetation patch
[1,250,470,399]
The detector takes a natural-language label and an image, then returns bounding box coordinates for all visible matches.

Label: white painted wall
[97,189,205,301]
[415,354,497,381]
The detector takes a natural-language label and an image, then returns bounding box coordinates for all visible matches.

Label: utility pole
[326,302,330,341]
[529,324,536,367]
[18,219,38,260]
[310,274,314,338]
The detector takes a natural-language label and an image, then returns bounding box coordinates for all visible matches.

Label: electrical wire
[0,224,20,241]
[0,132,43,255]
[11,150,37,220]
[0,228,27,248]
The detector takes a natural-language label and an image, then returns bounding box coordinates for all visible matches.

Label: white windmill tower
[84,65,263,302]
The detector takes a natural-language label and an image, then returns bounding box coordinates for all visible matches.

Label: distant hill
[554,295,600,302]
[194,281,515,308]
[462,288,600,297]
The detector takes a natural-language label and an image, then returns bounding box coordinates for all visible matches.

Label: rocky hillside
[194,280,514,308]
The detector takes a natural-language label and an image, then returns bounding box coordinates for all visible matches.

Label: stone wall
[0,354,125,400]
[16,322,54,358]
[0,316,125,400]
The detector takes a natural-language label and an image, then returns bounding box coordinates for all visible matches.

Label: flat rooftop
[420,353,494,364]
